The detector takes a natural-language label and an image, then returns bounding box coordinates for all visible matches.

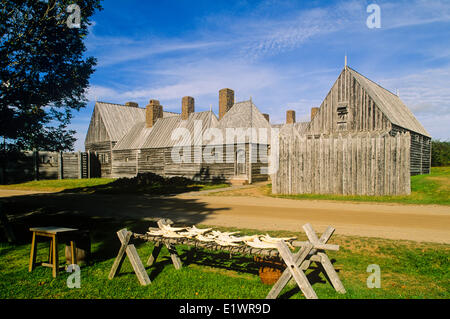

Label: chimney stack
[219,88,234,120]
[181,96,195,120]
[146,99,163,128]
[125,102,139,108]
[263,113,270,123]
[286,110,296,124]
[311,107,319,121]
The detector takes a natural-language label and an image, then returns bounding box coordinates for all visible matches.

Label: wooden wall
[0,151,96,184]
[309,68,391,135]
[111,149,138,178]
[272,132,411,196]
[111,143,270,183]
[390,125,431,175]
[85,141,113,178]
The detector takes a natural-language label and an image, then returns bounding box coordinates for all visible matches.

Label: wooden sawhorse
[29,227,78,278]
[109,220,346,299]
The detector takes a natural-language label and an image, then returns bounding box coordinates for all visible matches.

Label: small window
[125,157,129,162]
[146,156,151,162]
[337,106,348,116]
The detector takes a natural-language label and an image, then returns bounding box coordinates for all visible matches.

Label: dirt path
[1,188,449,244]
[0,189,54,197]
[176,194,450,243]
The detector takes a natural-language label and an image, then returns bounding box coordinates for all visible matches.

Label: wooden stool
[29,227,79,278]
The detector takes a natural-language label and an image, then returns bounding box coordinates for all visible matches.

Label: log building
[85,66,431,183]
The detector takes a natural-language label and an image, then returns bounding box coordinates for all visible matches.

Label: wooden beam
[275,241,318,299]
[109,229,151,286]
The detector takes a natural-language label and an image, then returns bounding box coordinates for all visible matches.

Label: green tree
[0,0,102,151]
[431,140,450,167]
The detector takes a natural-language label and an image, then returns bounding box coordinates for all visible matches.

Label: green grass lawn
[272,167,450,205]
[0,221,448,299]
[0,178,116,192]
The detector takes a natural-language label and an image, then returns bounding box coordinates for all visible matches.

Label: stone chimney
[181,96,195,120]
[219,88,234,120]
[311,107,319,121]
[146,99,163,128]
[125,102,139,108]
[263,113,270,123]
[286,110,296,124]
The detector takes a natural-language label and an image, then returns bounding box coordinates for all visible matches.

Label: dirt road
[1,189,449,243]
[177,194,450,243]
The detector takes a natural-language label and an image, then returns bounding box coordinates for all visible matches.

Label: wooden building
[276,66,431,175]
[84,101,177,177]
[85,66,430,184]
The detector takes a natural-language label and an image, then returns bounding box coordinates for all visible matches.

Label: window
[146,156,151,162]
[337,106,348,116]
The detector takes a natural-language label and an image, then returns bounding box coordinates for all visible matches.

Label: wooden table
[29,227,79,278]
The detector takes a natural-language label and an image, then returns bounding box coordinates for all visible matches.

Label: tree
[431,140,450,167]
[0,0,102,151]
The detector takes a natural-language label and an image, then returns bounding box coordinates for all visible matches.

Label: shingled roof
[273,122,310,138]
[91,102,178,142]
[347,67,430,137]
[114,111,219,150]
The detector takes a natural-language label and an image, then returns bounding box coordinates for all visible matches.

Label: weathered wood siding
[111,149,138,178]
[272,132,411,196]
[85,106,110,144]
[390,125,431,175]
[0,151,95,184]
[309,68,391,135]
[85,141,112,178]
[111,143,269,182]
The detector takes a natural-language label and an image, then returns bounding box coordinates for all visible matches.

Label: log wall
[272,132,411,196]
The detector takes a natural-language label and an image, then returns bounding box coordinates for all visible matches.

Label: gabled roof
[274,122,310,138]
[217,100,273,144]
[114,111,219,150]
[347,67,430,137]
[94,102,178,142]
[218,100,272,130]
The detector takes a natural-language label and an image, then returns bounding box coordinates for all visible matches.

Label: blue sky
[70,0,450,150]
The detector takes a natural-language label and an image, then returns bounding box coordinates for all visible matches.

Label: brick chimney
[146,99,163,128]
[219,88,234,120]
[181,96,195,120]
[286,110,296,124]
[263,113,270,123]
[311,107,319,121]
[125,102,139,108]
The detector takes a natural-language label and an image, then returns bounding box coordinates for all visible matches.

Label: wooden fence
[0,150,100,184]
[272,132,411,196]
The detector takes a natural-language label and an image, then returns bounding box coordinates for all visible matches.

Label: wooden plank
[165,243,182,270]
[147,242,162,266]
[276,241,317,299]
[52,234,58,278]
[126,242,151,285]
[109,229,151,286]
[108,229,132,280]
[302,224,346,293]
[317,252,346,294]
[266,245,309,299]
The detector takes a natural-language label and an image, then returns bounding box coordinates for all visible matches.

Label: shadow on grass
[0,175,230,266]
[60,172,229,196]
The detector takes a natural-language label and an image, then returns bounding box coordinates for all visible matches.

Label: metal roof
[217,100,273,143]
[275,122,310,138]
[95,102,178,142]
[114,111,219,150]
[347,67,431,137]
